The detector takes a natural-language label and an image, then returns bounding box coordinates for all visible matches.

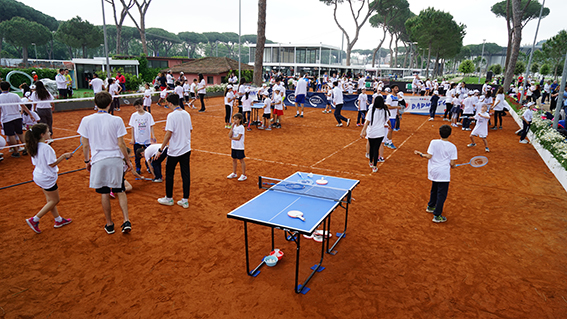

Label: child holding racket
[468,104,491,152]
[24,123,73,234]
[227,113,247,181]
[414,124,457,223]
[129,99,156,175]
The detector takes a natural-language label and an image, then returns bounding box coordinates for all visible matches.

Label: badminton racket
[66,142,82,160]
[456,156,488,167]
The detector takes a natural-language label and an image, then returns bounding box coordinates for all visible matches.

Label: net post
[258,176,262,190]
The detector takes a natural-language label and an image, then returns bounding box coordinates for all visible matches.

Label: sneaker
[276,123,281,129]
[369,161,373,168]
[425,206,435,213]
[322,110,326,113]
[372,166,378,173]
[485,147,490,152]
[465,128,472,131]
[428,118,434,121]
[136,169,141,175]
[300,114,303,118]
[346,119,351,127]
[224,125,229,129]
[258,126,264,130]
[490,126,498,130]
[246,128,252,131]
[515,129,522,135]
[393,128,400,132]
[109,191,115,199]
[443,118,450,121]
[227,173,238,179]
[157,197,174,206]
[238,174,247,181]
[54,217,72,228]
[498,126,502,129]
[294,113,300,117]
[152,178,163,183]
[121,221,132,233]
[104,224,115,234]
[377,157,385,163]
[365,153,369,159]
[519,139,528,144]
[265,127,272,131]
[432,215,447,223]
[457,123,462,126]
[26,218,41,234]
[227,124,232,129]
[356,123,361,127]
[11,152,20,158]
[385,143,397,150]
[336,123,343,127]
[198,110,205,113]
[177,200,189,209]
[467,143,476,147]
[21,149,28,155]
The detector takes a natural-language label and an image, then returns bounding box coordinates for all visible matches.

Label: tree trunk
[253,0,266,86]
[371,28,388,67]
[139,20,147,55]
[402,43,408,68]
[504,0,513,81]
[116,25,122,54]
[393,35,399,67]
[388,35,394,67]
[22,46,28,67]
[433,49,440,77]
[503,0,523,91]
[67,46,74,59]
[425,43,431,77]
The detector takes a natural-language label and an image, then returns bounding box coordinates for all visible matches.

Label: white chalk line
[378,118,429,168]
[311,137,363,167]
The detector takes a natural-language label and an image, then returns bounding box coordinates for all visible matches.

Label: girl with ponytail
[360,94,390,173]
[24,123,73,234]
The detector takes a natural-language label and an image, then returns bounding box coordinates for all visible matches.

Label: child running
[24,123,73,234]
[227,113,247,181]
[157,88,168,108]
[414,125,458,223]
[468,104,491,152]
[129,99,156,175]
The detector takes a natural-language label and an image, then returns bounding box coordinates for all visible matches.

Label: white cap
[385,87,391,93]
[468,91,474,95]
[526,102,535,107]
[262,84,267,87]
[227,84,233,89]
[180,72,184,74]
[433,90,439,95]
[24,92,31,97]
[32,71,36,74]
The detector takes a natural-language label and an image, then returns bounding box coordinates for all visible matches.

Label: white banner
[403,96,448,115]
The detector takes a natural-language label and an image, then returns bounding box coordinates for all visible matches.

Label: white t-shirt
[332,87,343,105]
[190,83,197,94]
[523,109,533,122]
[385,94,399,118]
[55,74,67,89]
[358,93,368,111]
[164,109,192,157]
[109,83,120,96]
[160,90,168,99]
[197,79,206,94]
[493,94,505,111]
[144,89,152,106]
[263,97,272,114]
[225,91,235,106]
[174,85,183,98]
[365,107,388,138]
[30,91,54,109]
[128,111,155,144]
[273,95,283,110]
[0,92,23,124]
[91,78,104,93]
[77,112,127,164]
[183,83,190,95]
[144,144,161,163]
[427,139,458,182]
[242,95,253,112]
[32,142,59,189]
[295,78,308,95]
[231,125,245,150]
[462,97,475,114]
[358,78,365,90]
[166,74,174,85]
[446,89,454,103]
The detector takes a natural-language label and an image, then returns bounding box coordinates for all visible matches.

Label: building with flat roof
[248,43,365,77]
[72,57,139,89]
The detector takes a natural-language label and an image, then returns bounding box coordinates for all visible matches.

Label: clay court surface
[1,96,567,318]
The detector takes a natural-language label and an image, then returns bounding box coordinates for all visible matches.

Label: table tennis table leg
[326,201,349,255]
[244,222,275,277]
[295,216,327,294]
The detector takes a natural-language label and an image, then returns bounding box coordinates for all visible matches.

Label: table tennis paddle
[287,210,305,221]
[316,177,328,185]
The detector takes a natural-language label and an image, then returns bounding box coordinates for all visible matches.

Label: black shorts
[231,149,245,160]
[2,118,23,136]
[58,89,68,98]
[44,183,58,192]
[190,92,195,98]
[263,113,271,119]
[95,173,126,194]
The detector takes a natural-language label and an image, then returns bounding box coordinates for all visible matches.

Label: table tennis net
[259,176,350,203]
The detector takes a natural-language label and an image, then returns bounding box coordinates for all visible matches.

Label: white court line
[311,137,362,167]
[378,118,429,168]
[192,148,368,177]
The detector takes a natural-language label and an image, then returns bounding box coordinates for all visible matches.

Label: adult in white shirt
[77,91,133,234]
[414,124,458,223]
[197,73,207,112]
[294,74,309,118]
[31,81,55,136]
[156,94,193,208]
[491,86,506,130]
[166,71,174,89]
[89,73,105,94]
[332,81,350,127]
[384,85,401,149]
[443,83,456,121]
[0,81,32,157]
[412,74,420,95]
[542,80,551,104]
[55,69,68,99]
[358,76,366,94]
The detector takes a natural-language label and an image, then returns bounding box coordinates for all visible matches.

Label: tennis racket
[66,142,82,160]
[456,156,488,167]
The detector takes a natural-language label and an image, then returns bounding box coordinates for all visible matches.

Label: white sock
[33,216,40,222]
[55,216,62,222]
[301,112,304,115]
[296,111,299,115]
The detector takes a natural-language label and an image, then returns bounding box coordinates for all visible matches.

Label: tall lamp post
[478,39,486,84]
[238,0,241,83]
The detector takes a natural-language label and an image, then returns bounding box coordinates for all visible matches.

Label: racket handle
[299,216,305,221]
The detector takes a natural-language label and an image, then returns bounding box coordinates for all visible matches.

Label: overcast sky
[19,0,567,50]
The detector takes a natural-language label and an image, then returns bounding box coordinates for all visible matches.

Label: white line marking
[378,118,429,167]
[268,197,301,222]
[311,137,362,167]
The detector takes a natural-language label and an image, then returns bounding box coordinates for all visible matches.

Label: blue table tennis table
[227,172,359,294]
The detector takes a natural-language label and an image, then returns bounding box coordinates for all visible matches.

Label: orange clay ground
[1,96,567,318]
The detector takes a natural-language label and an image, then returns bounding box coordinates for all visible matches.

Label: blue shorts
[295,94,305,104]
[389,118,397,128]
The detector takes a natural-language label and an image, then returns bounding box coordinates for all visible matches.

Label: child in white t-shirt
[189,79,198,109]
[468,104,491,152]
[414,124,457,223]
[224,85,236,129]
[324,84,333,114]
[227,113,247,181]
[356,88,369,126]
[519,102,534,144]
[129,99,156,174]
[272,88,284,129]
[158,88,168,108]
[241,88,253,131]
[143,83,152,113]
[24,123,73,234]
[174,81,184,109]
[261,92,272,131]
[183,81,190,105]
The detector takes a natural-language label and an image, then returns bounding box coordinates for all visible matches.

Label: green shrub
[0,67,58,87]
